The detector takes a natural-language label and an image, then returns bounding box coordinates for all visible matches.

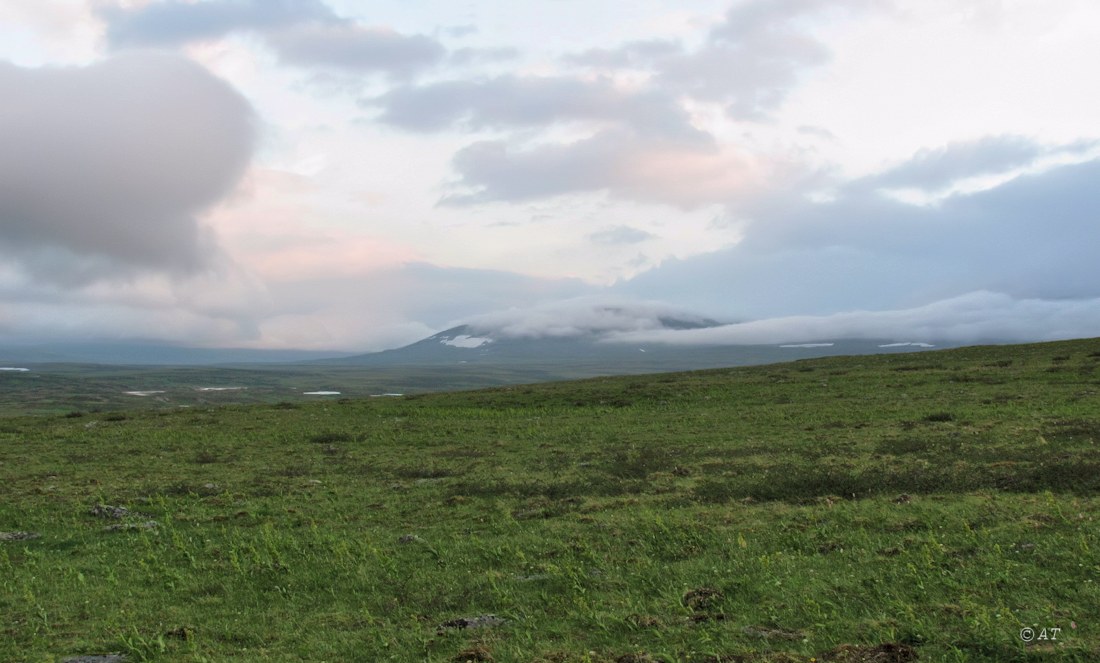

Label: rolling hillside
[1,338,1098,661]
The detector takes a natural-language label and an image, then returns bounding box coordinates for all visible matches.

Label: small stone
[89,504,130,520]
[682,587,723,612]
[104,520,159,533]
[437,614,506,632]
[0,531,41,542]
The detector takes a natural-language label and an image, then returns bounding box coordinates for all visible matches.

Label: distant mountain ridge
[325,314,952,373]
[0,341,348,365]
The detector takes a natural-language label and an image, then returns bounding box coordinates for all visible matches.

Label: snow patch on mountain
[440,335,493,348]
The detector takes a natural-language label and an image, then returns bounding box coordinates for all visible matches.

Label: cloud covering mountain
[459,297,721,340]
[619,148,1100,318]
[606,291,1100,346]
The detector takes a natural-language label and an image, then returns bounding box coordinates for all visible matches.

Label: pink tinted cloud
[206,167,421,281]
[614,144,773,207]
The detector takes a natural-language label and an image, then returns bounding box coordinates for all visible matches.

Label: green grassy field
[2,339,1099,661]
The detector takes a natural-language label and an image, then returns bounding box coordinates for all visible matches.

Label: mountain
[325,316,950,378]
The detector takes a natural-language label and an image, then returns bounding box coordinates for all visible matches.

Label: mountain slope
[328,320,949,373]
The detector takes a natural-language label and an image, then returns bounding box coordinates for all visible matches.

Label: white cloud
[605,291,1100,345]
[461,296,718,339]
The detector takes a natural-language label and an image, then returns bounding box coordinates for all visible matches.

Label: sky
[1,0,1098,351]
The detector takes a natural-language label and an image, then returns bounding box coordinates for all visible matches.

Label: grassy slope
[0,342,939,417]
[1,339,1099,662]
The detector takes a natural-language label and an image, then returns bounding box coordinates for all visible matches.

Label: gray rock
[89,504,130,520]
[438,614,506,631]
[0,531,40,542]
[103,520,159,533]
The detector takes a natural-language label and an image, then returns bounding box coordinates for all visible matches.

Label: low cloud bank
[459,297,719,339]
[604,291,1100,346]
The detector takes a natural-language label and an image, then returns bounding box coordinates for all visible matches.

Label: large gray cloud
[855,135,1097,192]
[439,129,748,208]
[0,54,254,282]
[96,0,445,76]
[618,152,1100,319]
[375,73,726,208]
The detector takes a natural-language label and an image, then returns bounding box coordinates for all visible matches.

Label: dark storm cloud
[96,0,446,76]
[617,155,1100,319]
[0,54,254,282]
[372,74,705,139]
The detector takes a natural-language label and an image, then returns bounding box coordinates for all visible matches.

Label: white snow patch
[304,391,341,395]
[780,343,835,348]
[1,367,30,372]
[369,393,404,398]
[196,387,246,392]
[879,342,935,348]
[125,390,165,396]
[441,335,493,348]
[638,348,646,352]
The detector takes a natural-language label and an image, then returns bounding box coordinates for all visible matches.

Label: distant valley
[0,316,971,415]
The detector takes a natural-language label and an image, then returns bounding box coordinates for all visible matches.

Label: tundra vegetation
[1,339,1099,661]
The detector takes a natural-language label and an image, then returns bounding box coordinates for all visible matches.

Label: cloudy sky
[1,0,1098,351]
